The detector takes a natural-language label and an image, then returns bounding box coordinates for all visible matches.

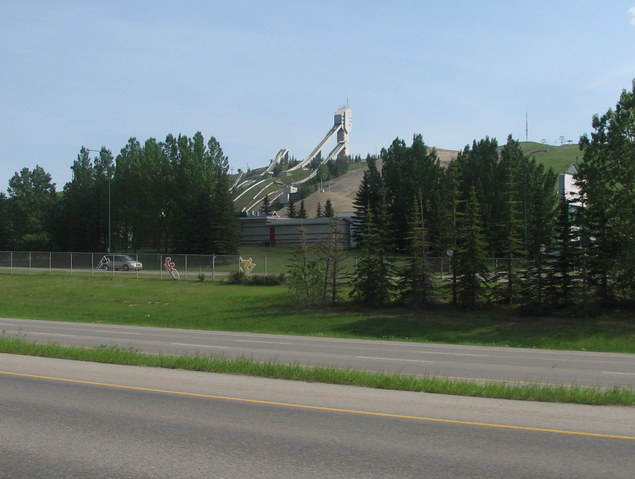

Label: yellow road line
[2,370,634,441]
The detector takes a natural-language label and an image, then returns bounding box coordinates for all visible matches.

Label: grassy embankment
[1,274,634,353]
[1,273,635,405]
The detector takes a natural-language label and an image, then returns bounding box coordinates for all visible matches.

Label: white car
[100,254,143,271]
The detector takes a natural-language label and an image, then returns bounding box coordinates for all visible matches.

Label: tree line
[0,132,238,254]
[346,82,635,308]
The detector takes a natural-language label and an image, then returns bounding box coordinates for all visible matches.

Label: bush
[225,272,285,286]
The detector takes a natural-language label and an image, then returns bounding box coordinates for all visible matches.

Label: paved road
[1,317,634,389]
[1,354,634,479]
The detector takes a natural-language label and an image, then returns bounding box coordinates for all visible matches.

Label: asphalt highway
[1,317,634,389]
[1,354,634,479]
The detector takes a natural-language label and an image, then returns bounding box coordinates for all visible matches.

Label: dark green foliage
[454,137,503,256]
[260,194,271,215]
[297,200,308,219]
[6,165,58,250]
[352,157,382,246]
[226,271,285,286]
[397,198,435,307]
[350,204,396,306]
[324,198,334,217]
[495,136,526,305]
[0,193,9,250]
[577,81,635,300]
[381,135,443,252]
[543,194,578,305]
[287,198,296,218]
[456,187,490,309]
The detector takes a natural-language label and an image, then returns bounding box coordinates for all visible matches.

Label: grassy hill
[520,141,582,173]
[236,141,582,217]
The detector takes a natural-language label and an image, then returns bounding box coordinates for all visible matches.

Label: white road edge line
[171,343,229,349]
[416,351,489,357]
[30,332,76,337]
[356,356,434,363]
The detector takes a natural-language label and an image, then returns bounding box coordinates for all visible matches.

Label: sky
[2,1,635,193]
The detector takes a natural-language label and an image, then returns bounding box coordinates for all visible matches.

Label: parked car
[100,255,143,271]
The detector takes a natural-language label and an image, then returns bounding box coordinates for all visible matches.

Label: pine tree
[577,81,635,299]
[397,197,435,307]
[297,200,308,219]
[350,196,395,306]
[316,202,322,218]
[456,187,490,309]
[496,136,525,305]
[352,158,382,246]
[543,194,578,305]
[287,198,296,218]
[261,195,271,215]
[437,161,462,304]
[324,198,335,217]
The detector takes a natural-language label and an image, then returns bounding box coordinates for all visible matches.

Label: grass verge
[2,336,633,406]
[1,275,635,353]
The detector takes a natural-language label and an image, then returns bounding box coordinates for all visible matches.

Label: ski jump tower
[232,106,352,212]
[287,106,352,172]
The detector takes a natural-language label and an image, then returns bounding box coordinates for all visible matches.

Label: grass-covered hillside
[520,141,582,173]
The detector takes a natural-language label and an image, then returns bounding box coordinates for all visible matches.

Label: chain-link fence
[0,251,508,280]
[0,251,280,280]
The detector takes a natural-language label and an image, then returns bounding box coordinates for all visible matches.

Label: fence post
[91,253,94,277]
[265,256,268,275]
[70,252,73,275]
[185,255,188,280]
[49,252,52,275]
[29,252,32,275]
[212,255,216,282]
[10,251,13,275]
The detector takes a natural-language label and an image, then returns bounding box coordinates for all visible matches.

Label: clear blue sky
[2,1,635,193]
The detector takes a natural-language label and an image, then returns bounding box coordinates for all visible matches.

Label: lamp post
[446,249,456,304]
[523,149,549,252]
[87,148,111,254]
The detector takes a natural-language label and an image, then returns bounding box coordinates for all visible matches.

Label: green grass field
[1,274,634,353]
[520,141,581,173]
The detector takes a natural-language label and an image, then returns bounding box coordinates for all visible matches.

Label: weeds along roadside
[1,335,633,407]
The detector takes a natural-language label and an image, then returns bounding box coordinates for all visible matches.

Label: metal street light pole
[87,148,111,253]
[523,149,549,252]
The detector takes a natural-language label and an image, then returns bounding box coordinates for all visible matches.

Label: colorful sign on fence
[164,256,180,280]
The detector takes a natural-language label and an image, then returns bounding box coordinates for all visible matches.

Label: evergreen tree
[397,197,435,307]
[324,198,334,217]
[287,198,296,218]
[496,136,525,305]
[350,197,395,306]
[577,80,635,299]
[261,195,271,215]
[352,157,382,246]
[6,165,57,250]
[210,169,239,254]
[544,194,578,305]
[316,202,322,218]
[437,161,462,304]
[456,187,490,309]
[0,193,10,250]
[381,135,443,252]
[454,137,503,256]
[297,200,308,219]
